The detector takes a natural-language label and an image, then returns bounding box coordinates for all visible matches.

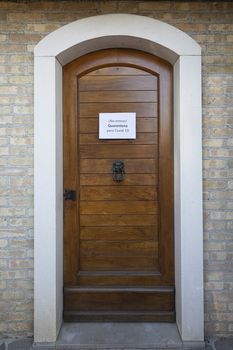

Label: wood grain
[80,174,157,186]
[80,226,157,241]
[63,48,174,321]
[79,102,158,118]
[80,214,157,226]
[79,256,158,271]
[80,159,157,174]
[80,201,157,214]
[80,186,157,201]
[88,66,151,75]
[79,144,157,159]
[79,75,157,91]
[79,132,158,145]
[79,91,157,103]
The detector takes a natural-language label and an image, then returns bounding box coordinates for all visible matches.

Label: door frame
[34,14,203,344]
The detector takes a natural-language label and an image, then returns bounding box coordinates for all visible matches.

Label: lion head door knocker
[112,160,125,182]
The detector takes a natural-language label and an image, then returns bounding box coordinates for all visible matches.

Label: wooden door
[63,49,174,322]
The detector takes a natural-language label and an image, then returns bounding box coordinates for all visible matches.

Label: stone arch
[34,14,203,344]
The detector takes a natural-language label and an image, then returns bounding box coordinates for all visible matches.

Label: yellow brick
[0,280,6,289]
[0,65,26,74]
[206,272,223,281]
[0,96,12,105]
[9,218,33,227]
[43,12,83,22]
[206,242,226,251]
[9,33,42,43]
[209,149,233,158]
[10,145,32,155]
[0,76,8,84]
[9,259,33,269]
[26,23,61,33]
[175,23,207,32]
[9,76,33,84]
[12,115,33,124]
[203,139,224,147]
[10,137,33,146]
[0,138,8,146]
[205,282,224,291]
[7,12,42,22]
[27,45,35,53]
[0,86,17,95]
[139,1,171,11]
[0,56,6,64]
[208,66,233,74]
[174,1,213,11]
[0,34,6,42]
[0,239,8,248]
[0,44,26,53]
[13,106,33,114]
[0,1,26,10]
[0,208,25,217]
[8,280,33,290]
[212,128,232,137]
[10,177,33,186]
[100,1,118,12]
[208,44,233,54]
[0,107,11,116]
[204,180,226,190]
[0,147,9,155]
[10,157,33,166]
[208,24,233,32]
[204,55,233,65]
[10,55,32,64]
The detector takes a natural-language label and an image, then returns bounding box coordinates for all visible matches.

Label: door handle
[64,189,76,201]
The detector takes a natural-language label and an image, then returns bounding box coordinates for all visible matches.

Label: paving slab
[214,338,233,350]
[8,338,33,350]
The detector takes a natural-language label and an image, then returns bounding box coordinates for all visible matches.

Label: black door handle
[64,189,76,201]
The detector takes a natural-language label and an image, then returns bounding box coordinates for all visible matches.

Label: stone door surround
[34,14,203,344]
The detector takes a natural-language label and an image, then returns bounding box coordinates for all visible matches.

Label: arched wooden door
[63,49,174,321]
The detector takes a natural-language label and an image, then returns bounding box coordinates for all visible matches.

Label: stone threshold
[0,323,233,350]
[32,322,205,349]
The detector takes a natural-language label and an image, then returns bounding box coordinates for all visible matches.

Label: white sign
[99,113,136,139]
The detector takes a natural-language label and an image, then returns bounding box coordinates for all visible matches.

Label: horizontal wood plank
[79,102,158,117]
[79,132,158,145]
[80,226,157,241]
[80,174,157,186]
[80,144,157,159]
[80,201,157,214]
[79,75,157,91]
[79,256,158,270]
[80,241,158,257]
[87,66,151,76]
[80,186,157,201]
[64,289,174,312]
[64,311,175,322]
[80,159,157,174]
[76,276,167,287]
[79,91,157,103]
[80,214,157,226]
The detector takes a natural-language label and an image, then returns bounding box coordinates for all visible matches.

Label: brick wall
[0,0,232,340]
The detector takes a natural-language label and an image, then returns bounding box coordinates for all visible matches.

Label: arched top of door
[34,14,201,65]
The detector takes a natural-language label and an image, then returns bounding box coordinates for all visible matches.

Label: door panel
[63,49,174,321]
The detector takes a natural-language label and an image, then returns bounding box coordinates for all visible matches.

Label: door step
[64,286,175,322]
